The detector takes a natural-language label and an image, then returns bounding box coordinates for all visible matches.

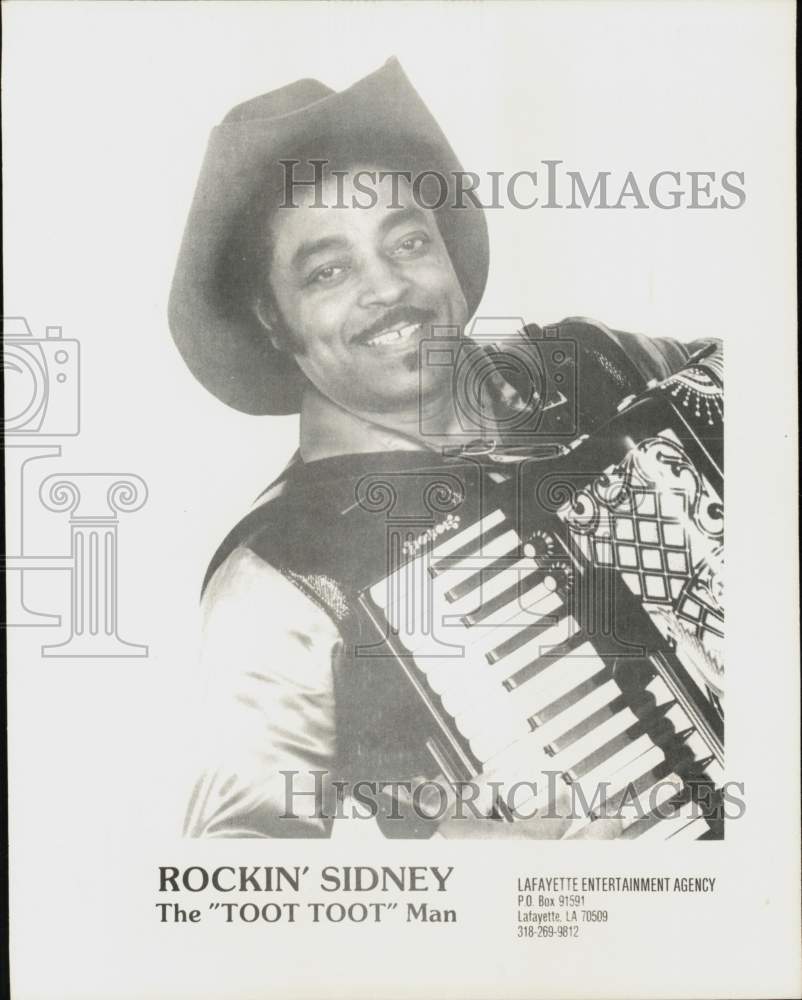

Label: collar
[298,383,567,467]
[299,384,445,463]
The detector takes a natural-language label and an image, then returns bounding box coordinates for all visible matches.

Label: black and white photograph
[172,56,727,842]
[4,2,799,998]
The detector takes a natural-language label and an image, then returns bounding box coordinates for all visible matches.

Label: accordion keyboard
[365,506,724,840]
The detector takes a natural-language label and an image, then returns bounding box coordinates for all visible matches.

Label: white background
[4,2,799,998]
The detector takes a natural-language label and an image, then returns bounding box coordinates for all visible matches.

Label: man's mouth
[363,322,422,348]
[352,308,436,350]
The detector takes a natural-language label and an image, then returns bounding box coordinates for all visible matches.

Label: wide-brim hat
[168,57,489,415]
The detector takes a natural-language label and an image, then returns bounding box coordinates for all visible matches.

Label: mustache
[353,305,436,344]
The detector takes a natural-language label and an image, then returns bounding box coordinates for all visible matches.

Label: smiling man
[170,59,719,839]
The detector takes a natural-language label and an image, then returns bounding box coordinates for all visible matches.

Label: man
[170,58,718,839]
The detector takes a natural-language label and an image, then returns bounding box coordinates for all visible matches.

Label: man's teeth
[364,322,421,347]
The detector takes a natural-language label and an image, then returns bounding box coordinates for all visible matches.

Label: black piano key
[429,518,509,578]
[486,605,570,664]
[503,631,588,690]
[590,758,674,819]
[564,698,676,783]
[531,667,614,726]
[541,694,628,755]
[563,718,646,781]
[445,552,520,604]
[460,568,550,627]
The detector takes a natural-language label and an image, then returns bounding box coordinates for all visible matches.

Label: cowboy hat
[168,57,489,415]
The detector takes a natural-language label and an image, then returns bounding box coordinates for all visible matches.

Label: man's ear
[254,295,284,353]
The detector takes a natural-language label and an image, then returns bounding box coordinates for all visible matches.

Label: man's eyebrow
[289,207,431,269]
[290,235,350,270]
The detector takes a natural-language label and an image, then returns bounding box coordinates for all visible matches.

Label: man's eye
[308,264,347,286]
[392,234,430,256]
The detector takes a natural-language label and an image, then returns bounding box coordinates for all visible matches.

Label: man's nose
[356,255,410,309]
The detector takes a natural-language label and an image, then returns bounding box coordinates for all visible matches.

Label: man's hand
[424,765,624,840]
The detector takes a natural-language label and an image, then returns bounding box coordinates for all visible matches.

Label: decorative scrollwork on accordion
[559,434,724,696]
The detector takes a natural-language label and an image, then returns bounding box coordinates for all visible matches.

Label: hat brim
[168,58,489,415]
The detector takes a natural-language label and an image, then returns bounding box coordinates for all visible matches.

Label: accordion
[356,345,724,839]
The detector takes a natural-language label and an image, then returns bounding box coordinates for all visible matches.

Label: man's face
[264,169,469,414]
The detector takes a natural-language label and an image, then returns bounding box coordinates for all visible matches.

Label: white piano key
[468,669,615,766]
[686,731,715,762]
[596,744,667,807]
[482,615,581,683]
[439,674,506,718]
[455,571,563,634]
[385,577,493,656]
[472,681,621,787]
[468,719,535,760]
[546,705,640,775]
[484,706,646,815]
[644,674,674,700]
[422,656,484,694]
[451,687,531,734]
[369,521,517,622]
[633,798,702,841]
[440,529,520,583]
[469,721,534,764]
[430,508,506,560]
[432,620,590,719]
[482,739,562,805]
[474,733,550,785]
[663,703,697,733]
[532,678,620,744]
[423,600,566,682]
[503,766,570,816]
[410,608,572,697]
[408,531,522,616]
[644,674,674,704]
[563,746,669,838]
[422,656,484,696]
[514,644,607,710]
[387,561,536,651]
[411,598,567,679]
[503,652,606,727]
[460,588,566,653]
[447,557,534,614]
[369,551,427,610]
[446,648,600,736]
[401,567,559,661]
[575,732,656,792]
